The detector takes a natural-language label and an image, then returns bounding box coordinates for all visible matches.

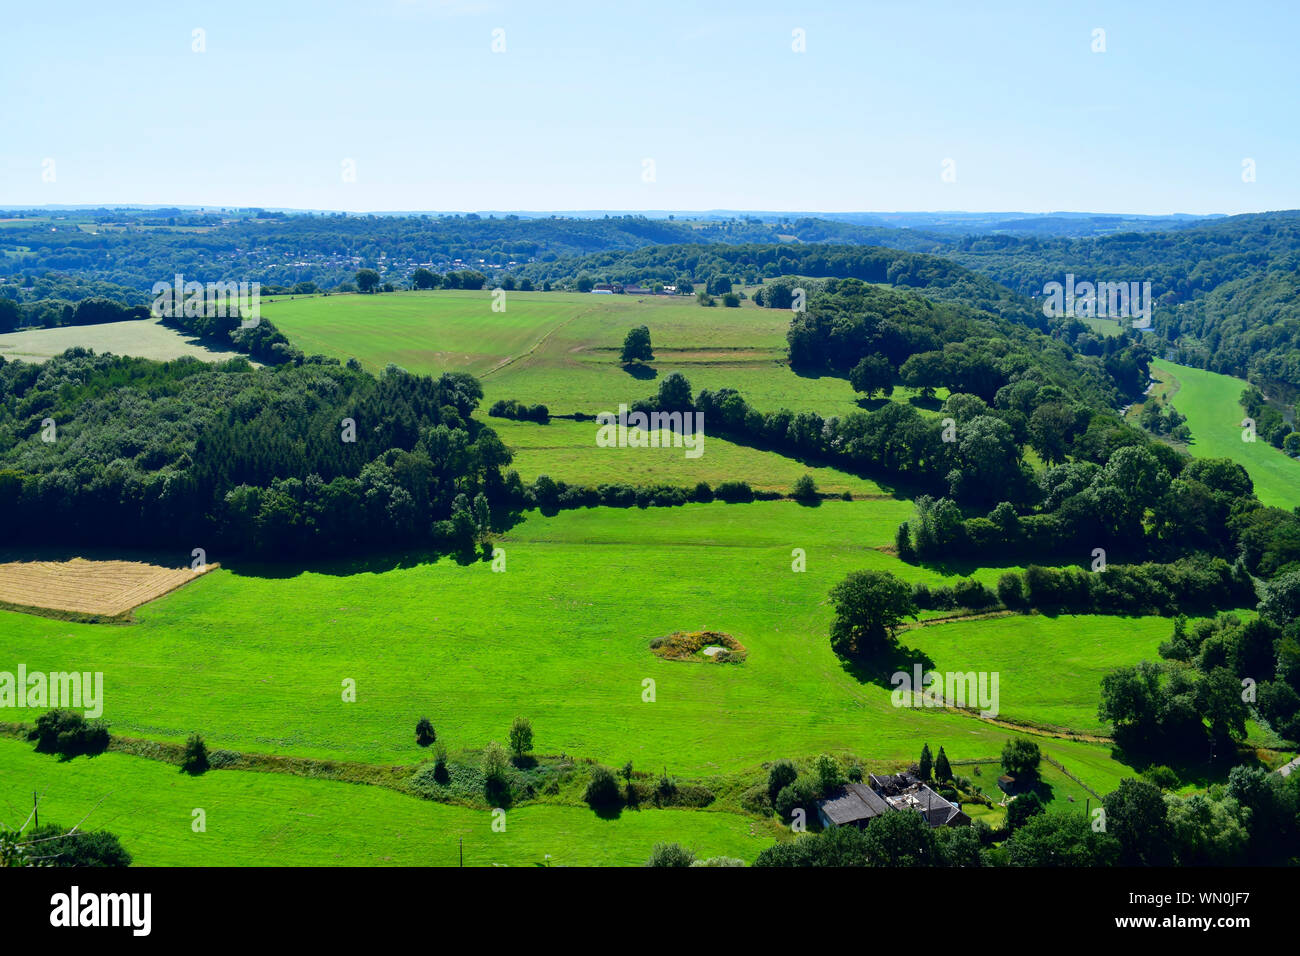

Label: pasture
[262,290,941,417]
[0,738,766,867]
[1151,359,1300,510]
[483,415,892,496]
[0,501,1146,800]
[0,319,246,364]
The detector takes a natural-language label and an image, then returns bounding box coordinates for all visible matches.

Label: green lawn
[0,739,765,867]
[1151,359,1300,510]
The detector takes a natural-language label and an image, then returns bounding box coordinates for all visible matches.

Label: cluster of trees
[488,398,549,423]
[0,293,149,333]
[159,307,300,365]
[1241,385,1296,450]
[900,449,1300,579]
[945,211,1300,393]
[0,350,514,558]
[783,278,1142,409]
[1137,396,1190,441]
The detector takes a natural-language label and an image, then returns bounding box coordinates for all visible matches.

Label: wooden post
[459,836,463,868]
[33,792,38,829]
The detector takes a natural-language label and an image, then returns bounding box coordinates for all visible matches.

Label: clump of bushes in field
[181,733,209,774]
[416,716,436,747]
[29,709,110,758]
[489,398,549,424]
[526,476,702,512]
[650,630,748,664]
[9,824,132,867]
[911,578,998,611]
[713,480,754,503]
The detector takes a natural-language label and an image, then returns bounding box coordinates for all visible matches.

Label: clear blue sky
[2,0,1296,214]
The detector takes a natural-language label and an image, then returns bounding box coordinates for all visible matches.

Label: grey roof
[818,783,891,825]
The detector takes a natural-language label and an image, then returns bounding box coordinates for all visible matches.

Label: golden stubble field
[0,557,213,617]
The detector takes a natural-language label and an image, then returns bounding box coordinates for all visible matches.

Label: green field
[0,318,247,364]
[2,503,1140,787]
[1151,359,1300,510]
[1,290,1177,866]
[482,415,892,496]
[0,739,765,867]
[262,290,943,417]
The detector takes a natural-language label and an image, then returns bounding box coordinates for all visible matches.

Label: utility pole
[459,836,463,868]
[33,792,38,829]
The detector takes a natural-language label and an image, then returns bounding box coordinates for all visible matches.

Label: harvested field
[0,557,212,618]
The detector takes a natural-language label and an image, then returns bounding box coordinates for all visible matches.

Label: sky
[2,0,1297,215]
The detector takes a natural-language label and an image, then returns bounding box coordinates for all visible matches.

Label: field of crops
[0,557,209,617]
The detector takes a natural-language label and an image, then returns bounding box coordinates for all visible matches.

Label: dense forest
[0,351,519,559]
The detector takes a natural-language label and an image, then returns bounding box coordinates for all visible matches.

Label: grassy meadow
[0,318,247,364]
[1150,359,1300,510]
[1,288,1188,865]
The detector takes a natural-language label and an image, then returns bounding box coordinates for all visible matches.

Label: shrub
[767,759,798,803]
[774,778,818,823]
[181,733,209,774]
[792,474,818,502]
[646,842,696,867]
[714,480,755,503]
[1144,765,1180,789]
[997,572,1025,607]
[30,710,109,758]
[481,741,511,801]
[953,577,996,609]
[691,481,714,502]
[21,825,131,867]
[584,765,622,808]
[416,717,436,747]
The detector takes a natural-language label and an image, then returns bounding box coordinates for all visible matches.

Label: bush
[997,572,1025,607]
[774,778,818,823]
[691,481,714,503]
[181,733,209,774]
[792,474,818,502]
[767,759,798,803]
[953,578,996,609]
[21,824,132,867]
[584,765,622,808]
[482,741,511,802]
[646,842,696,866]
[1143,765,1180,789]
[416,717,436,747]
[714,480,755,503]
[30,710,109,758]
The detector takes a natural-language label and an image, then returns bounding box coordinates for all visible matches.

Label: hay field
[0,557,211,617]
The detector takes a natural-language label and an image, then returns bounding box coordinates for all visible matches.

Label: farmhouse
[817,769,969,829]
[817,783,891,828]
